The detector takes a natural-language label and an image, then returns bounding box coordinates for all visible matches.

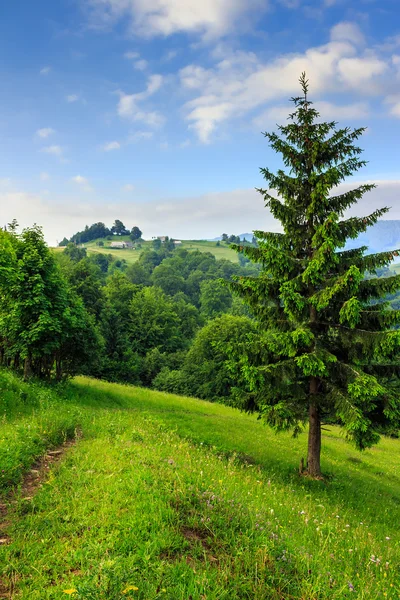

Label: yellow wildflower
[63,590,77,595]
[122,585,139,594]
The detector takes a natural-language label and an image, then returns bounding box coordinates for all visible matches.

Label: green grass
[51,239,238,264]
[1,371,399,599]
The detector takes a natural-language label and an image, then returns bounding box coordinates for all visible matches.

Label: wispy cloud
[36,127,55,138]
[134,59,148,71]
[179,23,393,142]
[42,145,63,156]
[40,172,50,181]
[6,180,400,247]
[72,175,93,192]
[122,184,134,191]
[117,74,164,127]
[124,51,140,59]
[40,66,51,75]
[72,175,88,185]
[66,94,79,102]
[102,141,121,151]
[87,0,266,40]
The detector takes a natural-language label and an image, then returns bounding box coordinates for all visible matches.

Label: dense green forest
[0,224,260,397]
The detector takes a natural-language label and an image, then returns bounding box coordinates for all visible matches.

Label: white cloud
[124,51,140,59]
[117,74,164,127]
[66,94,79,102]
[330,21,365,46]
[164,50,178,62]
[5,180,400,246]
[42,145,63,156]
[122,184,134,191]
[386,95,400,117]
[134,59,148,71]
[40,172,50,181]
[87,0,265,40]
[40,66,51,75]
[128,131,154,142]
[72,175,89,185]
[102,141,121,151]
[72,175,93,192]
[254,100,370,128]
[179,23,394,142]
[36,127,55,138]
[337,56,388,88]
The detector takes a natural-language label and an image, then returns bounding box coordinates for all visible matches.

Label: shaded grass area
[0,371,399,599]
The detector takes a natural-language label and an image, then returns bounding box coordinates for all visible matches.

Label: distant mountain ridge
[210,221,400,254]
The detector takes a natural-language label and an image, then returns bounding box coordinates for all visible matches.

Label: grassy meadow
[0,370,399,599]
[52,239,239,264]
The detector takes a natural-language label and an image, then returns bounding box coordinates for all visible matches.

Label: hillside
[55,238,240,264]
[1,369,399,599]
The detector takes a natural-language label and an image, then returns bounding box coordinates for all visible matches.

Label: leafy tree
[130,226,143,242]
[151,262,186,296]
[221,234,228,242]
[63,243,87,262]
[230,73,400,477]
[111,220,129,236]
[0,225,98,380]
[67,259,105,320]
[126,262,152,286]
[153,315,256,401]
[152,238,162,250]
[59,237,69,247]
[129,287,183,355]
[200,279,232,319]
[69,222,110,244]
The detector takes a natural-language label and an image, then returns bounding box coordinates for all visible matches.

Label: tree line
[58,220,143,246]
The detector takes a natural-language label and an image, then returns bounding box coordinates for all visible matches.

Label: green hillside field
[0,369,399,599]
[53,238,239,264]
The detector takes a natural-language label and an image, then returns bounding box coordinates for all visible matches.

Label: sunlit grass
[0,371,399,599]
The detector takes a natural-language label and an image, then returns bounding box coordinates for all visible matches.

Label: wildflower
[385,536,390,540]
[63,591,77,596]
[348,582,355,592]
[122,585,139,594]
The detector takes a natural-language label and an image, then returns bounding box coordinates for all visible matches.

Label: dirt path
[0,437,79,599]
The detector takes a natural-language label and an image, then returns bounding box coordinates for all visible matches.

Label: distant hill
[210,233,254,242]
[345,220,400,254]
[210,222,400,254]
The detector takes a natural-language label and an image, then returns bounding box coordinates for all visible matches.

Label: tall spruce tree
[230,73,400,477]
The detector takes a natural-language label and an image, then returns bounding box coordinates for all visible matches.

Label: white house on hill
[110,241,134,249]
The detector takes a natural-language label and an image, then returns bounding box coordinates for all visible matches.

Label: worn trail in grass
[0,373,399,599]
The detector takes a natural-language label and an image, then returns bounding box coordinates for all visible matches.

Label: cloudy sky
[0,0,399,244]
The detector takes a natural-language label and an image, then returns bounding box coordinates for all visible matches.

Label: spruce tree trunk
[307,376,322,477]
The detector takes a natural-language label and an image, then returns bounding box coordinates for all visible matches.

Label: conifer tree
[230,73,400,477]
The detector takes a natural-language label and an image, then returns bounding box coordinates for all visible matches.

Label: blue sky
[1,0,399,243]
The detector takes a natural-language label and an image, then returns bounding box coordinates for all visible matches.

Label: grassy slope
[0,372,399,599]
[52,239,239,264]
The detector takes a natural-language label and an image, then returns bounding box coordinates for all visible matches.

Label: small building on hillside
[174,240,182,245]
[110,241,134,249]
[158,236,168,242]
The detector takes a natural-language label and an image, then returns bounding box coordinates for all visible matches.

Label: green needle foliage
[229,73,400,477]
